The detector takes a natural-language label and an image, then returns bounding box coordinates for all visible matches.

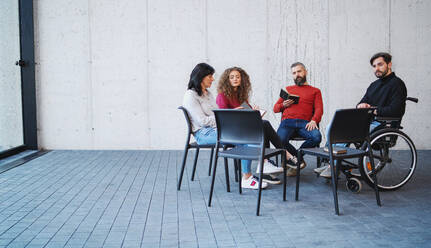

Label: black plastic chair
[295,108,381,215]
[177,107,236,191]
[208,109,287,216]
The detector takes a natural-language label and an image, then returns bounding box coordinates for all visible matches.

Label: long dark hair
[187,63,215,96]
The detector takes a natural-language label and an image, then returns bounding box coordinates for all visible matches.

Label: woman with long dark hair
[182,63,218,145]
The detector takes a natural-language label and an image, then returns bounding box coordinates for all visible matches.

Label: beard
[294,76,307,86]
[375,68,389,79]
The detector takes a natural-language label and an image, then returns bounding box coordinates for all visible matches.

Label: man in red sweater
[274,62,323,168]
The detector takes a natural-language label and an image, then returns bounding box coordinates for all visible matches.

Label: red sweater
[216,93,245,109]
[273,85,323,123]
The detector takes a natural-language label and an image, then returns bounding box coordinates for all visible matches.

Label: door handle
[15,60,26,67]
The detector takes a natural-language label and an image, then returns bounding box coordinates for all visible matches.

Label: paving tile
[0,150,430,248]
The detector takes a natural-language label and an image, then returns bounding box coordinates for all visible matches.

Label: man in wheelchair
[317,52,408,178]
[357,52,407,128]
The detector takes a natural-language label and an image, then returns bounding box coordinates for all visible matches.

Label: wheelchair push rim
[359,129,417,191]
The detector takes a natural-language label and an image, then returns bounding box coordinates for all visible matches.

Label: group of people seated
[182,52,407,190]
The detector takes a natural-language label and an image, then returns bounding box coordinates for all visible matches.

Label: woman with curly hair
[216,67,252,109]
[216,67,305,188]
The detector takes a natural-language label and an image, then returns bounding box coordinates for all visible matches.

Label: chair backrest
[328,108,374,144]
[178,106,193,136]
[213,109,264,145]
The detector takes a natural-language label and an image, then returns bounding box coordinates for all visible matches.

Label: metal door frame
[0,0,37,159]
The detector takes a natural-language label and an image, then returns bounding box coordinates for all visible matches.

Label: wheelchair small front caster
[346,178,362,193]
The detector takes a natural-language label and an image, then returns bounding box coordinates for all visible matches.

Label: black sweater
[358,72,407,118]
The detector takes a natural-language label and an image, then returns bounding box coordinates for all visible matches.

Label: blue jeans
[277,119,322,157]
[194,127,217,145]
[195,127,252,174]
[241,159,252,174]
[239,144,259,174]
[370,120,383,133]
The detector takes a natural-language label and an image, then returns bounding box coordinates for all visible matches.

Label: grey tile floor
[0,150,430,248]
[0,150,38,167]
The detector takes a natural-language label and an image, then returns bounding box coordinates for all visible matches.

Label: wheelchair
[330,97,419,193]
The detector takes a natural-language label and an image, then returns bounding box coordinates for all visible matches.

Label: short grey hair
[291,62,306,70]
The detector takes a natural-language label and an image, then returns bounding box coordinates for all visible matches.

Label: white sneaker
[242,176,268,189]
[314,164,329,174]
[286,156,306,170]
[319,166,332,178]
[256,160,283,174]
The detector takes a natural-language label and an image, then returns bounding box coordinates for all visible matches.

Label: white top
[182,89,218,132]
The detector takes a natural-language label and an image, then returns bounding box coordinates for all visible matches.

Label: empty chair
[208,109,287,216]
[295,108,381,215]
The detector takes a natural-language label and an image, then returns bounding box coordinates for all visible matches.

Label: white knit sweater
[182,89,217,132]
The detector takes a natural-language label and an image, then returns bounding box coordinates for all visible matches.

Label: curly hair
[217,67,252,104]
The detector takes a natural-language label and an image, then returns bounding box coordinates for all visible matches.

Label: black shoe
[286,156,306,169]
[261,174,282,185]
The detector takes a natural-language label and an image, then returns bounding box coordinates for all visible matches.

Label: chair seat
[300,147,367,159]
[218,146,284,160]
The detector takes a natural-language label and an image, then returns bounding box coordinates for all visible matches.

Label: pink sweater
[216,93,242,109]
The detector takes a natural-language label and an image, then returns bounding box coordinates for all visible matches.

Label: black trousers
[263,120,284,149]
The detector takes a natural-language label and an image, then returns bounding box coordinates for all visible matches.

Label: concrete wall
[34,0,431,150]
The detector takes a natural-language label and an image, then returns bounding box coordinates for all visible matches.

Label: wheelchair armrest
[406,97,418,103]
[375,116,401,122]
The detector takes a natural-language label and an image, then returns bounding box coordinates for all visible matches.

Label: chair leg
[191,148,200,181]
[233,159,239,182]
[282,153,287,201]
[330,158,340,215]
[222,146,230,192]
[177,147,189,190]
[208,149,219,207]
[237,159,242,194]
[224,157,230,192]
[208,148,214,176]
[295,151,303,201]
[367,147,382,206]
[256,158,264,216]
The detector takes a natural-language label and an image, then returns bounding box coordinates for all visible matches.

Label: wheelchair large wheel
[359,128,417,191]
